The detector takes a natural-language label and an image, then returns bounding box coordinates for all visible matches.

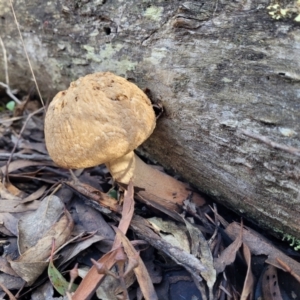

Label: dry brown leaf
[10,210,74,284]
[262,265,283,300]
[76,265,135,300]
[117,181,135,236]
[0,257,19,277]
[0,225,14,237]
[18,195,65,252]
[18,140,48,154]
[114,227,158,300]
[214,222,243,274]
[100,269,135,300]
[56,234,105,267]
[0,182,22,201]
[184,219,216,299]
[135,190,185,222]
[146,216,213,297]
[19,210,73,262]
[19,185,47,204]
[225,222,300,278]
[147,217,190,252]
[0,116,21,127]
[72,182,135,300]
[65,180,121,214]
[1,159,53,174]
[74,200,115,241]
[0,199,39,213]
[72,249,118,300]
[241,243,254,300]
[0,213,18,236]
[5,182,26,198]
[9,261,49,286]
[130,215,206,278]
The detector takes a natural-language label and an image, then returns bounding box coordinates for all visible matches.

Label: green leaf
[48,260,77,296]
[6,101,16,111]
[107,188,118,200]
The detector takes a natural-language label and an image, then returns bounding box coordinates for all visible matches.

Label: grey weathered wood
[1,0,300,241]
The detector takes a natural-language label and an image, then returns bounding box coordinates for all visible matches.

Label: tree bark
[1,0,300,240]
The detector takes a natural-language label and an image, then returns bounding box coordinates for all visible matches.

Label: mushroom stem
[106,152,205,212]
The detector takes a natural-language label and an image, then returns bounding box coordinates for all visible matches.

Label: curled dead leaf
[10,210,73,284]
[241,243,254,300]
[114,226,158,300]
[214,222,243,274]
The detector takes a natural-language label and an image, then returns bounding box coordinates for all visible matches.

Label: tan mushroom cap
[44,72,156,169]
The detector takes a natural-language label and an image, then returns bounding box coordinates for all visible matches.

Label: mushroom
[44,72,205,212]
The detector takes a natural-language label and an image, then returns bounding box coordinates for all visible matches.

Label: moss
[274,228,300,251]
[267,0,300,21]
[282,233,300,251]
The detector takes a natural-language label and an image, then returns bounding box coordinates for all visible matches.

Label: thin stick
[0,82,21,104]
[208,203,220,246]
[0,36,9,85]
[276,257,300,283]
[241,129,300,157]
[0,116,24,124]
[9,0,45,109]
[0,153,51,161]
[0,36,21,104]
[0,281,17,300]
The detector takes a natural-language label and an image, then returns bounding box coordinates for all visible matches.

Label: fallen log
[1,0,300,241]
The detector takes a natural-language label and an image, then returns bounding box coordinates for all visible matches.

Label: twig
[0,36,9,85]
[0,153,51,161]
[241,129,300,157]
[0,36,21,104]
[0,82,21,104]
[9,0,45,109]
[0,116,24,124]
[3,107,44,184]
[0,281,17,300]
[208,204,220,246]
[276,257,300,283]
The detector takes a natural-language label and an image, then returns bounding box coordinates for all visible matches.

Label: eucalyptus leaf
[48,260,77,296]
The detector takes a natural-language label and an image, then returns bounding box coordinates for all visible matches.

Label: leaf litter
[0,53,300,300]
